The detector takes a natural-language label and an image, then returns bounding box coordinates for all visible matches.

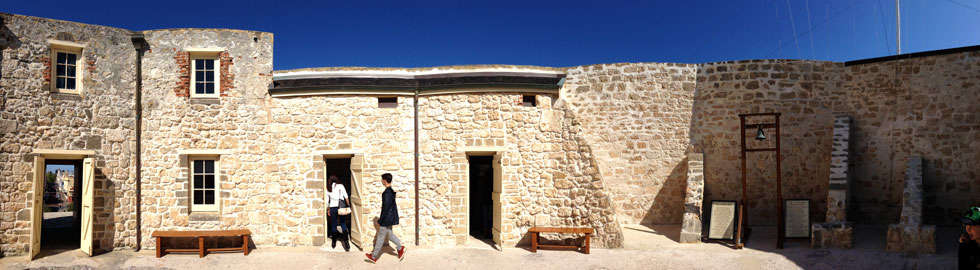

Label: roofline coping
[273,69,566,80]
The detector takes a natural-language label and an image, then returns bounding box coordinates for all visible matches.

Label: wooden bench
[152,229,252,258]
[528,227,594,254]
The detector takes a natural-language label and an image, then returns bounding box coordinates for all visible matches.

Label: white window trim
[49,40,85,95]
[189,157,221,212]
[187,48,224,99]
[189,56,220,98]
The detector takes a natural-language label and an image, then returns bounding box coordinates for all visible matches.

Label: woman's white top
[328,183,349,208]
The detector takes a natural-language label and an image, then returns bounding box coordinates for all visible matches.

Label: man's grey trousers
[372,225,402,258]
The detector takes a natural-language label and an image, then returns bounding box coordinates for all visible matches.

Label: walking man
[366,173,406,263]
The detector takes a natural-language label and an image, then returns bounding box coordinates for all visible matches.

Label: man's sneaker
[365,253,378,263]
[397,247,406,260]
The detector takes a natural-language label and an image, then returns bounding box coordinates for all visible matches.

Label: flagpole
[896,0,901,54]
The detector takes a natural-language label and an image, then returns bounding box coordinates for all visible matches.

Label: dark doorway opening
[41,159,82,251]
[469,156,493,239]
[325,158,353,248]
[325,158,352,203]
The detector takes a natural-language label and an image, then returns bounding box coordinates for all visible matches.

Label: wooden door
[348,155,363,249]
[491,154,503,250]
[30,156,44,260]
[79,158,94,256]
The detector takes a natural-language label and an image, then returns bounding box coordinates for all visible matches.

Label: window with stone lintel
[48,39,85,95]
[189,158,219,212]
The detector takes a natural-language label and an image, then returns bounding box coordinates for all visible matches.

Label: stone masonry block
[901,156,923,227]
[680,152,704,243]
[886,224,936,254]
[811,222,852,249]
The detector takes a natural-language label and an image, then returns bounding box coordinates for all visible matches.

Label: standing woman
[326,175,351,251]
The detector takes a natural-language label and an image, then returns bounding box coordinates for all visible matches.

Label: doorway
[469,156,494,240]
[30,152,95,260]
[40,160,82,253]
[324,157,362,250]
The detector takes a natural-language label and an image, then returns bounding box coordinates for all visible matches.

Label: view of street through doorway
[40,160,81,255]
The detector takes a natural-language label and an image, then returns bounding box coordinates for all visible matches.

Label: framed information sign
[708,200,738,240]
[784,199,810,239]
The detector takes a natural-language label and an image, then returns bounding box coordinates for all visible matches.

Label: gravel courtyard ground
[0,225,962,269]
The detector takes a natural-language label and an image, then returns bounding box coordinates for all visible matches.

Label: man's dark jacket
[379,187,399,227]
[961,240,980,270]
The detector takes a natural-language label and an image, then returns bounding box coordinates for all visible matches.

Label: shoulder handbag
[338,198,351,215]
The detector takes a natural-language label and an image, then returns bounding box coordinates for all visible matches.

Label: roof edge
[139,28,272,36]
[845,45,980,66]
[1,12,137,35]
[274,64,566,75]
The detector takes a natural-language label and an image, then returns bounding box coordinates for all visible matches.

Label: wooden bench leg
[531,232,538,253]
[585,233,591,254]
[156,236,162,258]
[243,235,250,256]
[199,236,205,258]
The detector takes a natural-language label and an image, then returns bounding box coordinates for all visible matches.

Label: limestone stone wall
[138,29,277,248]
[4,13,979,256]
[269,94,417,248]
[417,93,623,248]
[688,54,980,226]
[560,63,698,225]
[841,52,980,225]
[0,14,139,255]
[692,60,844,226]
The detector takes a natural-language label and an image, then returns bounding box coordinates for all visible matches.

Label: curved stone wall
[560,63,698,225]
[0,13,139,255]
[418,93,623,248]
[841,53,980,224]
[692,59,844,226]
[2,12,978,257]
[138,28,275,248]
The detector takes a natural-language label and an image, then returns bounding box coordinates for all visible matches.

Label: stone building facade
[2,13,978,256]
[1,14,140,255]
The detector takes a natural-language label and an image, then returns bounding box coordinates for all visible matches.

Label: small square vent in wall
[522,95,537,107]
[378,97,397,108]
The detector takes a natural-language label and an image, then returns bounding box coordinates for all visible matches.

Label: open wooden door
[79,158,94,256]
[348,155,364,249]
[491,154,503,250]
[30,156,44,260]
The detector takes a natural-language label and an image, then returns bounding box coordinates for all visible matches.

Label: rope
[876,0,893,54]
[785,0,803,58]
[805,0,817,58]
[775,0,783,58]
[765,0,864,58]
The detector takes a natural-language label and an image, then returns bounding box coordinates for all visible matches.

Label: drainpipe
[131,33,146,252]
[413,89,420,246]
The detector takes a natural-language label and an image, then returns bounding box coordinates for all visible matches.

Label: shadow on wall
[921,158,947,225]
[95,166,116,255]
[1,15,25,112]
[640,157,688,226]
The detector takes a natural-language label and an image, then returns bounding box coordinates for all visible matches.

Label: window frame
[190,57,220,98]
[48,40,85,95]
[189,157,220,212]
[187,48,223,99]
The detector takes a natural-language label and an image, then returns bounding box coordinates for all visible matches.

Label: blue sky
[46,165,73,173]
[4,0,980,70]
